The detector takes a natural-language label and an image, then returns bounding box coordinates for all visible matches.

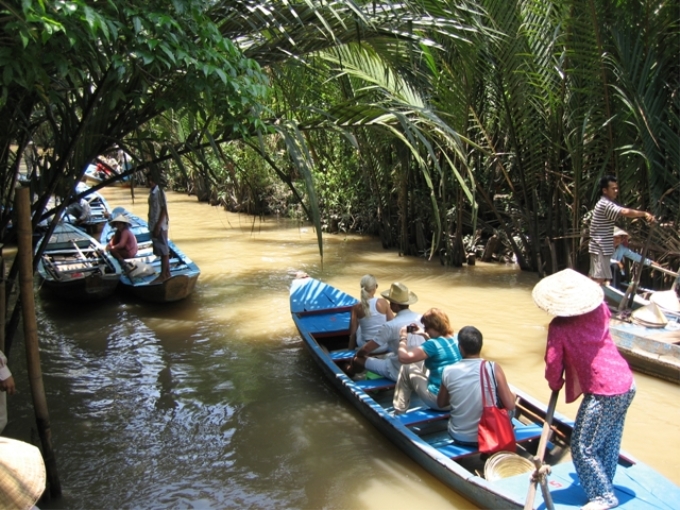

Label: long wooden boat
[609,319,680,385]
[290,276,680,509]
[603,284,649,311]
[605,285,680,384]
[100,207,200,302]
[37,222,121,301]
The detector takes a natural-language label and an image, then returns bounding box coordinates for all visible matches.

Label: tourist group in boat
[340,267,635,510]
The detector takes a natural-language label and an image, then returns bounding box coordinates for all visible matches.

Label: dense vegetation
[2,0,679,276]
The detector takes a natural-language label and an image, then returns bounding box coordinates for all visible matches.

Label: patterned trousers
[572,385,636,505]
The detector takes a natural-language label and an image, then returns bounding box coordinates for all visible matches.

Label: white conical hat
[631,302,668,327]
[532,268,604,317]
[0,437,46,510]
[649,290,680,313]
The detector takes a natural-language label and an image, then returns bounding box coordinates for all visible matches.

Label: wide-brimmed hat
[110,214,131,225]
[380,282,418,305]
[614,227,629,237]
[631,302,668,328]
[0,437,46,510]
[649,290,680,313]
[532,268,604,317]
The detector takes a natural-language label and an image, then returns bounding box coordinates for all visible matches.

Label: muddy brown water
[3,187,679,509]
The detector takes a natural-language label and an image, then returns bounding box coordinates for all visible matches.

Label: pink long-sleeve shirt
[545,302,633,403]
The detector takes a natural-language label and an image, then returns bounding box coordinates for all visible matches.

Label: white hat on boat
[613,227,629,237]
[381,282,418,305]
[649,290,680,313]
[532,268,604,317]
[631,302,668,328]
[110,214,132,225]
[0,437,46,510]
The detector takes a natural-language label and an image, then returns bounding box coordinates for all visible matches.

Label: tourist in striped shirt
[589,175,654,284]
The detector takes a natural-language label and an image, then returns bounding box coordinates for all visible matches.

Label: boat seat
[330,349,357,362]
[438,442,478,460]
[437,419,545,460]
[353,377,396,392]
[395,408,449,427]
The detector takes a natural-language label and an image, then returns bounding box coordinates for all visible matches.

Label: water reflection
[3,187,678,509]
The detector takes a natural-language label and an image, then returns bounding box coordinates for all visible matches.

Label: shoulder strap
[479,360,491,407]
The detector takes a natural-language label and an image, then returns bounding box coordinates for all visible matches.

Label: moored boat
[100,207,200,302]
[37,222,121,301]
[290,276,680,509]
[609,318,680,385]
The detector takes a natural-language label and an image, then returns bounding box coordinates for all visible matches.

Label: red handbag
[477,360,516,454]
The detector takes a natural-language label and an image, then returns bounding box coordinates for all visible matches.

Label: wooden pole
[524,390,559,510]
[618,225,655,314]
[15,185,62,497]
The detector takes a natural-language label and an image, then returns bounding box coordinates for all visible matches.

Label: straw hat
[631,302,668,328]
[110,214,131,225]
[532,268,604,317]
[649,290,680,313]
[613,227,629,237]
[0,437,46,510]
[381,282,418,305]
[484,451,535,482]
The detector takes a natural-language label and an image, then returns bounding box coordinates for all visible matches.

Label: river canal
[4,187,679,509]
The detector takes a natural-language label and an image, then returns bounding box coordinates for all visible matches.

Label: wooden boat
[37,222,121,301]
[603,284,649,311]
[605,282,680,383]
[609,319,680,385]
[100,207,200,302]
[63,182,112,231]
[290,276,680,509]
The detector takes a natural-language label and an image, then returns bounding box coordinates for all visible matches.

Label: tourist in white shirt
[351,282,422,381]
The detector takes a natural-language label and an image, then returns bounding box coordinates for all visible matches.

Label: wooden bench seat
[395,408,449,427]
[353,377,396,392]
[329,349,357,362]
[435,419,545,460]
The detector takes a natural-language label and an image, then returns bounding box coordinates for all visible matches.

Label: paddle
[524,390,559,510]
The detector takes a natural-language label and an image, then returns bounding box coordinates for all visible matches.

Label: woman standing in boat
[532,269,636,510]
[348,274,394,350]
[392,308,461,413]
[106,214,138,271]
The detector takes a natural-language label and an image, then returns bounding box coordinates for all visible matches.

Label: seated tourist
[351,282,421,380]
[392,308,461,413]
[437,326,515,444]
[348,274,394,350]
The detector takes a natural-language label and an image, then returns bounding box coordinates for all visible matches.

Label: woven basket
[484,451,535,481]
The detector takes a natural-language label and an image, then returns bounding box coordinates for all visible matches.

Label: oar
[524,390,559,510]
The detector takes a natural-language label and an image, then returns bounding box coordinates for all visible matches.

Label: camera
[406,324,417,333]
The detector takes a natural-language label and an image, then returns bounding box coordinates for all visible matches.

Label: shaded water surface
[4,188,679,509]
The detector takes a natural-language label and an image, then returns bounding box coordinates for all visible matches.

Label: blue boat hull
[290,276,680,509]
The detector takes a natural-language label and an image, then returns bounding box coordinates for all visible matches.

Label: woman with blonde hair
[348,275,394,349]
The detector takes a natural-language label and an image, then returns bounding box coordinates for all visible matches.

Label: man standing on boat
[589,175,654,285]
[147,170,171,284]
[351,282,422,381]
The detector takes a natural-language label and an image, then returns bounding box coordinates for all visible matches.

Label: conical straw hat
[631,302,668,327]
[532,269,604,317]
[649,290,680,313]
[0,437,46,510]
